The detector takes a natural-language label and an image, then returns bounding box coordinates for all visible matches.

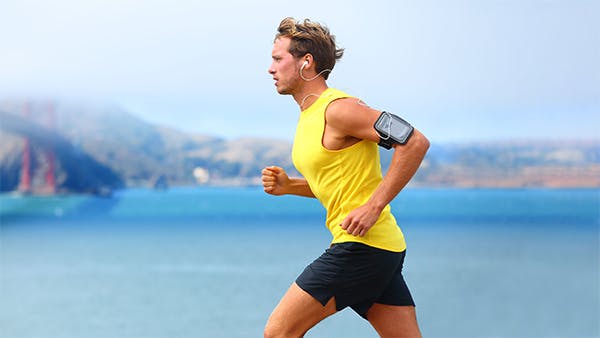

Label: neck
[293,80,328,110]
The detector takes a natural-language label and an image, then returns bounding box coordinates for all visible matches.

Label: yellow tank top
[292,88,406,252]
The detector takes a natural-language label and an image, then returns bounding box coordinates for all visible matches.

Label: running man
[262,17,430,338]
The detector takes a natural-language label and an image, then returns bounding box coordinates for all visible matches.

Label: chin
[276,86,291,95]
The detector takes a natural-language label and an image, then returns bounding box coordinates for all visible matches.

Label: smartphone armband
[373,111,414,149]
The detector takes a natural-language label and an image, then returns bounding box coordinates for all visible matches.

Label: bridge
[0,103,58,194]
[0,103,123,195]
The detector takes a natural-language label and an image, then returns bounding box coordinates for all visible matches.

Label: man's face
[269,37,301,95]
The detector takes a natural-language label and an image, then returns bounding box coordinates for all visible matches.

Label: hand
[261,166,290,196]
[340,203,382,237]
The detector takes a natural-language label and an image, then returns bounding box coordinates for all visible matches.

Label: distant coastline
[1,100,599,194]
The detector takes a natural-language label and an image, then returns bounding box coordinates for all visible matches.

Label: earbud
[299,59,331,81]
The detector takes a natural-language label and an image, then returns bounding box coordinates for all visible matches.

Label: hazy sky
[1,0,598,142]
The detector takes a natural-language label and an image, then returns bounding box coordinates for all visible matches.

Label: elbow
[391,128,430,156]
[411,129,430,155]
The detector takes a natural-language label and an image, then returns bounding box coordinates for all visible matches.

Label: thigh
[265,282,337,337]
[367,304,421,338]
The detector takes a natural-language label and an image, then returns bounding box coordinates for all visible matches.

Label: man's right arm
[261,166,315,198]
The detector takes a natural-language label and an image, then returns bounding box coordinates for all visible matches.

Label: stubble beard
[276,68,302,96]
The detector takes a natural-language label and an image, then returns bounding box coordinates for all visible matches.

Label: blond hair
[275,17,344,80]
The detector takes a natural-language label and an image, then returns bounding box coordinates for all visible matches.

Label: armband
[373,111,414,149]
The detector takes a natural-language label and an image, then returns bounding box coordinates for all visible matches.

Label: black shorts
[295,242,415,319]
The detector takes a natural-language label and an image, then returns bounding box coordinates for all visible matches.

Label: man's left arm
[340,129,429,236]
[326,98,430,237]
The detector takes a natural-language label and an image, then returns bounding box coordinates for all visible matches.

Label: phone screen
[375,112,413,144]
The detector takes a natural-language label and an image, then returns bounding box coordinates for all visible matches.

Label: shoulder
[326,96,378,126]
[325,96,382,141]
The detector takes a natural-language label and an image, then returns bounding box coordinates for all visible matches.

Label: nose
[268,62,276,75]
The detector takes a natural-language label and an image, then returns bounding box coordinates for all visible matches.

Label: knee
[263,320,297,338]
[263,324,277,338]
[263,324,279,338]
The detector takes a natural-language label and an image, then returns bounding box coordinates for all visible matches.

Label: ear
[302,54,314,68]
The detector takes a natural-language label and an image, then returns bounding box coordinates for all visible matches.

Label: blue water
[1,188,598,338]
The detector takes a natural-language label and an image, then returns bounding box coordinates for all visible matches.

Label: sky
[1,0,598,142]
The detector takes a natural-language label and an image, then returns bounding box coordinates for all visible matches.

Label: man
[262,17,429,338]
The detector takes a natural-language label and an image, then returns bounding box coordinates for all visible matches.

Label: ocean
[0,187,598,338]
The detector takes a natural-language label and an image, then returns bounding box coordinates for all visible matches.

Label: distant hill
[398,141,600,188]
[0,109,124,194]
[1,99,598,193]
[0,100,296,193]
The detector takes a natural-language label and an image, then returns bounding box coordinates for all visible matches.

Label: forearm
[286,177,316,198]
[367,130,430,211]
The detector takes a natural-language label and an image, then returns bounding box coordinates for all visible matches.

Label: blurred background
[1,0,598,337]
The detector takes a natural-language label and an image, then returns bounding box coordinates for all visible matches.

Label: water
[1,188,598,338]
